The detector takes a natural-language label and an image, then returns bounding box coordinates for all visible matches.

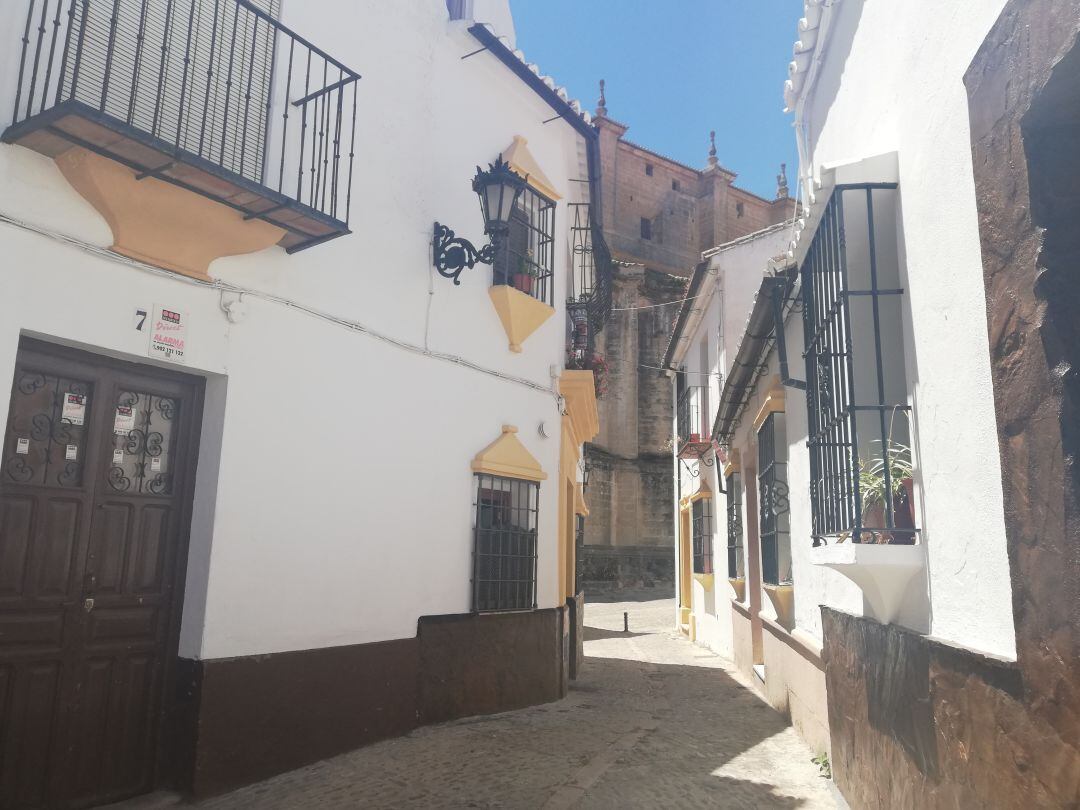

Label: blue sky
[509,1,803,200]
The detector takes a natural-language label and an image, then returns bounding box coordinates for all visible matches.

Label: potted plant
[512,250,537,295]
[858,440,915,543]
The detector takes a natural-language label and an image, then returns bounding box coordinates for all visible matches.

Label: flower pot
[860,501,892,544]
[512,273,534,295]
[891,477,916,544]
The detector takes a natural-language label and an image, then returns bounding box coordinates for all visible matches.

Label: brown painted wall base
[177,607,568,798]
[822,608,1080,809]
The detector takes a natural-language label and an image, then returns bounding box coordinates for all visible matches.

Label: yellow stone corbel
[723,449,741,480]
[488,285,556,353]
[753,381,786,432]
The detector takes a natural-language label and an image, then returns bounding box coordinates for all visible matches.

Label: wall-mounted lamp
[433,155,527,285]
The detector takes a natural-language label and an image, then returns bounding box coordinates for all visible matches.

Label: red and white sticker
[149,305,187,364]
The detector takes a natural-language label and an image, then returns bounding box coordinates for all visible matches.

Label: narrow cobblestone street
[186,597,840,809]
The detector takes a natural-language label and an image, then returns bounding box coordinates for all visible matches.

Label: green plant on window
[516,249,537,276]
[857,440,915,542]
[512,249,538,295]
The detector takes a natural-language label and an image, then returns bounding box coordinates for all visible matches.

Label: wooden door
[0,339,202,809]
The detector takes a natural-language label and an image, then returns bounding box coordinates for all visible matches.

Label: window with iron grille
[758,412,791,585]
[726,472,744,579]
[472,474,539,612]
[800,184,917,546]
[692,496,713,574]
[493,186,555,306]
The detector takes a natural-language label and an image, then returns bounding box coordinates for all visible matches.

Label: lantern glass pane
[485,184,508,227]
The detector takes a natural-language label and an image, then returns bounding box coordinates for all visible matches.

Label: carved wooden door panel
[0,340,202,809]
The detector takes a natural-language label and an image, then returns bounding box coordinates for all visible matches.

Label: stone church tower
[580,81,796,588]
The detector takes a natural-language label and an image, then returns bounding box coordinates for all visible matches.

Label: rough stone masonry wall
[580,266,684,588]
[823,3,1080,808]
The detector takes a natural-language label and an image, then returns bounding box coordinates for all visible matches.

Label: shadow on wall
[801,0,865,159]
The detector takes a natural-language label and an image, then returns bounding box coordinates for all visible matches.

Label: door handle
[82,597,95,613]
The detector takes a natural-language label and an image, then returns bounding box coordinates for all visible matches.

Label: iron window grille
[726,472,744,579]
[800,184,917,546]
[493,185,554,306]
[692,496,713,575]
[6,0,360,252]
[758,412,792,586]
[472,473,539,612]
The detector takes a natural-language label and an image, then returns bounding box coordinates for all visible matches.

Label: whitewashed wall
[792,0,1015,658]
[0,1,587,659]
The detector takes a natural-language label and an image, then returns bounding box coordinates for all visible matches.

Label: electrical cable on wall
[0,212,561,403]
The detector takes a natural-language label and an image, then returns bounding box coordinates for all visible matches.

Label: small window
[493,185,555,306]
[472,474,539,612]
[692,496,713,574]
[726,473,744,579]
[672,179,680,192]
[758,412,791,585]
[640,217,652,240]
[645,163,654,176]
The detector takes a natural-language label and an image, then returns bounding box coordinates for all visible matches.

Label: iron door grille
[799,184,917,546]
[472,474,539,612]
[726,472,744,579]
[692,496,713,575]
[758,412,791,585]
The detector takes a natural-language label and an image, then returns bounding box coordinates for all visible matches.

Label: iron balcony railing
[677,384,707,444]
[6,0,360,252]
[566,201,613,349]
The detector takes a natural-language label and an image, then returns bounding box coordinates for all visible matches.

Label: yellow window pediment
[471,425,547,482]
[502,135,562,202]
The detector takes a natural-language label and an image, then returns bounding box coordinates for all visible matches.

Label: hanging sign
[65,444,78,461]
[16,438,29,455]
[113,406,137,435]
[150,457,162,472]
[149,306,187,364]
[112,449,124,465]
[61,393,87,425]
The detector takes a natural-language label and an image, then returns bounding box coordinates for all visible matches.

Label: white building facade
[666,1,1057,803]
[0,1,608,805]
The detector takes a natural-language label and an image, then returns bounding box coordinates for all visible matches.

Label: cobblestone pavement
[194,598,840,809]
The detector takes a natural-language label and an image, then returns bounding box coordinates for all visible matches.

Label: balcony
[4,0,360,275]
[676,384,711,459]
[566,202,615,366]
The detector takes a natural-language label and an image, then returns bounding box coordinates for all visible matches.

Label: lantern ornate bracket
[433,223,497,285]
[432,155,526,286]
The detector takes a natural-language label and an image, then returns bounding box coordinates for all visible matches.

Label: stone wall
[580,265,682,586]
[821,608,1076,809]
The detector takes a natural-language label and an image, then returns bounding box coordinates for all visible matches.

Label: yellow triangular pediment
[471,425,547,482]
[502,135,562,201]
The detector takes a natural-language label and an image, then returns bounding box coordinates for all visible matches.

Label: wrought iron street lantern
[433,155,526,285]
